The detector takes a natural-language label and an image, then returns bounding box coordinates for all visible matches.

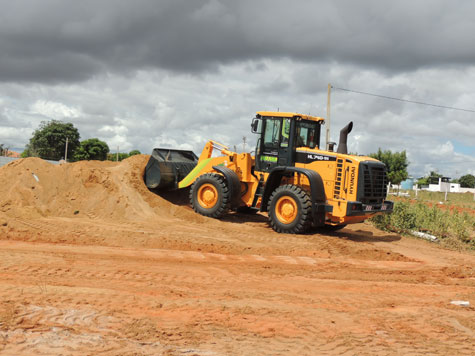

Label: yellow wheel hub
[197,183,218,208]
[275,196,298,224]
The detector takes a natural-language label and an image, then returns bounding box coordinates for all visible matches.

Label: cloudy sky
[1,0,474,178]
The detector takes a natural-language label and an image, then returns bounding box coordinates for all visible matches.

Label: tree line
[20,120,140,162]
[364,148,474,188]
[6,119,475,188]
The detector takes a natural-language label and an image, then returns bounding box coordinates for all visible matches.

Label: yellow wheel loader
[145,112,393,233]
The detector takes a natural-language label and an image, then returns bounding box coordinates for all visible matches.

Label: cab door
[255,117,293,172]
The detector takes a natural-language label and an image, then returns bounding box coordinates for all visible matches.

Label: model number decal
[307,154,332,161]
[295,152,336,164]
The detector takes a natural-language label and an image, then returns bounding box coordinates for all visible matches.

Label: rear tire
[268,185,312,234]
[190,173,230,218]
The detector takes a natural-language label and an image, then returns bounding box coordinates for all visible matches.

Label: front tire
[190,173,230,218]
[268,185,312,234]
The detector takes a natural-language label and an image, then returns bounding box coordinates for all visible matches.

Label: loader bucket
[144,148,198,190]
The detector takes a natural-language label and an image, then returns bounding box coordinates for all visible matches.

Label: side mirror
[251,118,261,133]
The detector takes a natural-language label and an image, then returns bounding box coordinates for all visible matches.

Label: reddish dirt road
[0,157,474,355]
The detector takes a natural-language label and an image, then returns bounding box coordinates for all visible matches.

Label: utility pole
[64,137,69,161]
[116,146,119,162]
[242,136,247,152]
[326,83,332,150]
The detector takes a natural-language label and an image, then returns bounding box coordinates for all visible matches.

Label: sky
[0,0,474,178]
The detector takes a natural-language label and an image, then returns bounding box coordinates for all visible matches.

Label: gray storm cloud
[1,0,475,83]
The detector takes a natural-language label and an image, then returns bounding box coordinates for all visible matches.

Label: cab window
[280,119,290,148]
[263,118,281,149]
[296,120,319,148]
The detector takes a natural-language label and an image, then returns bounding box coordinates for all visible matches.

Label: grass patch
[371,201,475,250]
[403,190,475,210]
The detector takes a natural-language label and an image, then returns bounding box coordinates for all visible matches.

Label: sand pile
[0,155,195,222]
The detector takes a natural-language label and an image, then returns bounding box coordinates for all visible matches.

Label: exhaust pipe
[337,121,353,154]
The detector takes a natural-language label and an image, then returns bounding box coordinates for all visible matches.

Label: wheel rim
[197,183,218,208]
[275,196,298,224]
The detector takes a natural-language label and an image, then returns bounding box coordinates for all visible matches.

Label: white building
[427,177,451,192]
[425,177,475,194]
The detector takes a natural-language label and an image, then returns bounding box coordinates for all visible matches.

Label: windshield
[295,120,320,148]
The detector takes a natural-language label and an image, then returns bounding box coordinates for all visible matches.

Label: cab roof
[256,111,325,123]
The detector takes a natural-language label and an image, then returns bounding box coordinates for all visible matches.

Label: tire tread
[189,173,230,218]
[268,184,312,234]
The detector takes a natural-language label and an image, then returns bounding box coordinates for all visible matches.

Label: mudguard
[260,166,328,226]
[212,165,241,209]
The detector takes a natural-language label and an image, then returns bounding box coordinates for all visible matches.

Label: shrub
[371,201,475,250]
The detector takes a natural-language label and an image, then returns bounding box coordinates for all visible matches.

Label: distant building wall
[401,178,414,190]
[450,183,460,192]
[422,178,471,193]
[425,177,453,192]
[440,181,450,193]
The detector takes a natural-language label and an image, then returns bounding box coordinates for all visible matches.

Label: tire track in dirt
[6,216,413,263]
[1,240,474,356]
[0,239,422,272]
[0,305,213,356]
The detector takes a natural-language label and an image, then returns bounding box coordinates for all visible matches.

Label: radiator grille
[358,162,388,204]
[333,158,344,199]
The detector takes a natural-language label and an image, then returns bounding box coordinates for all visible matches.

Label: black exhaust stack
[337,121,353,154]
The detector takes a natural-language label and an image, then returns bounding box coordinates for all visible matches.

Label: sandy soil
[0,156,474,355]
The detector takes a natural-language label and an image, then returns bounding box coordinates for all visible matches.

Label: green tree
[417,171,442,185]
[417,176,428,186]
[459,174,475,188]
[107,152,130,161]
[128,149,141,156]
[369,148,409,185]
[74,138,110,161]
[24,120,80,161]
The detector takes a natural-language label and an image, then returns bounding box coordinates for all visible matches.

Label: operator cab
[251,112,325,172]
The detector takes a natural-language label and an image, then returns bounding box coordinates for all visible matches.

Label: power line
[333,87,475,113]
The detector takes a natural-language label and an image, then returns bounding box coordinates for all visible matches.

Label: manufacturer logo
[349,166,356,195]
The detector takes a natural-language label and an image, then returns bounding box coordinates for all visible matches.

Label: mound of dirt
[0,155,202,222]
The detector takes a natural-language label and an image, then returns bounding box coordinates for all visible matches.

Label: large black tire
[268,184,312,234]
[190,173,230,218]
